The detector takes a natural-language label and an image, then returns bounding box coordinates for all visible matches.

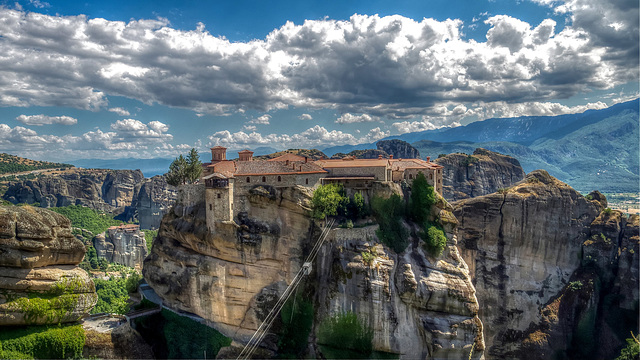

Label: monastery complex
[201,146,443,232]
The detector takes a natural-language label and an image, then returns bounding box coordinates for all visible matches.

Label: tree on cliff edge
[166,149,202,186]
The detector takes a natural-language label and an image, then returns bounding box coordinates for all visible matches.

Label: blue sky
[0,0,637,161]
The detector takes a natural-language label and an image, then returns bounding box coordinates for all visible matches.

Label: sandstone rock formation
[0,205,97,325]
[94,225,148,269]
[144,184,484,359]
[435,148,525,202]
[83,316,154,359]
[454,170,638,359]
[376,139,421,159]
[2,169,176,229]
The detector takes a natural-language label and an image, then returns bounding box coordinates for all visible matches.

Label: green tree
[616,333,639,360]
[166,154,188,186]
[166,149,203,186]
[186,148,203,183]
[409,172,436,225]
[371,194,408,253]
[312,184,348,219]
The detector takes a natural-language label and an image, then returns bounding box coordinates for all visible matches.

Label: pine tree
[186,148,203,183]
[166,149,203,186]
[166,154,188,186]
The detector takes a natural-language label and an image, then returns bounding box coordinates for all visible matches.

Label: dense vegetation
[317,312,373,354]
[0,324,85,359]
[166,148,202,186]
[92,272,141,315]
[370,194,408,253]
[0,153,72,175]
[276,294,314,358]
[616,333,639,360]
[311,184,366,220]
[134,309,231,359]
[145,229,158,253]
[49,205,122,235]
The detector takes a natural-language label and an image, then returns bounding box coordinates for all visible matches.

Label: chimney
[389,154,393,159]
[378,155,383,159]
[210,146,227,161]
[426,156,431,162]
[238,149,254,161]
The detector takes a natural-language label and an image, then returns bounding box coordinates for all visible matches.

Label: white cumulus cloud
[108,107,130,116]
[15,114,77,126]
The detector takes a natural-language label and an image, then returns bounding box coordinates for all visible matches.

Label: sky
[0,0,637,161]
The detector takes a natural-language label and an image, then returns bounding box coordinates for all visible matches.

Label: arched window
[409,174,413,179]
[246,177,250,183]
[305,178,309,185]
[262,176,266,182]
[278,176,281,182]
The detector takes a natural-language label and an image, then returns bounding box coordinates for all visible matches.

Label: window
[246,177,250,183]
[278,176,281,182]
[430,173,433,180]
[209,204,212,210]
[262,176,266,182]
[217,193,221,199]
[305,178,308,185]
[409,174,413,179]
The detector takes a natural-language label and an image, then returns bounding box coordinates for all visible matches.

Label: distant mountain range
[324,99,639,193]
[70,158,173,178]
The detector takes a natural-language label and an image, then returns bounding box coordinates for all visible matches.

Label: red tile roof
[268,153,307,162]
[314,158,390,168]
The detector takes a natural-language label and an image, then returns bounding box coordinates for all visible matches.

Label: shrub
[92,275,132,315]
[585,194,593,200]
[616,332,640,360]
[421,223,447,257]
[371,195,408,253]
[312,184,348,219]
[0,324,85,359]
[568,281,583,291]
[317,312,373,354]
[408,172,436,224]
[277,294,314,358]
[603,208,613,215]
[144,229,158,253]
[361,251,375,266]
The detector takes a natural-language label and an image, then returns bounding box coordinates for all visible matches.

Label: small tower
[238,149,254,162]
[210,146,227,162]
[204,174,234,233]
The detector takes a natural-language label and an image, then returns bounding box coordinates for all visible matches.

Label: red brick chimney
[210,146,227,161]
[378,155,383,159]
[238,149,254,161]
[426,156,431,162]
[389,154,393,159]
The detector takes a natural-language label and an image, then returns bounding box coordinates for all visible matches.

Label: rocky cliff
[377,139,421,159]
[435,148,526,202]
[454,171,638,359]
[94,225,148,269]
[2,169,176,229]
[144,184,484,358]
[0,205,97,325]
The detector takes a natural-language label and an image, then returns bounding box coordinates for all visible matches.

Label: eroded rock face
[454,171,637,359]
[2,169,176,229]
[0,205,97,326]
[435,148,526,202]
[94,226,148,269]
[144,184,484,358]
[376,139,420,159]
[315,224,484,359]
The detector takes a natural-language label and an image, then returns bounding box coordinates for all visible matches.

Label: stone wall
[325,166,388,181]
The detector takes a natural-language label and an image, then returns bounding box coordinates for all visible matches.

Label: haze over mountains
[324,99,639,193]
